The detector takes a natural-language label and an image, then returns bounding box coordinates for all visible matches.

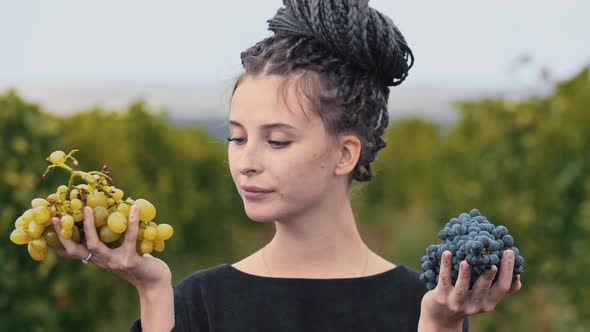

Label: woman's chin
[243,209,278,223]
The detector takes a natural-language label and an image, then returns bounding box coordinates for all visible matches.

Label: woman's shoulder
[174,263,230,291]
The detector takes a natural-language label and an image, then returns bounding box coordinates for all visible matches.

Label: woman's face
[228,74,339,224]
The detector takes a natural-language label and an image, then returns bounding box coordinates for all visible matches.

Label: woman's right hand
[51,205,172,292]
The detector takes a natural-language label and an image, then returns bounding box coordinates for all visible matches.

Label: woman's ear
[334,135,361,177]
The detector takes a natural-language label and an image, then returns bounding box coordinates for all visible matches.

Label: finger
[52,246,69,257]
[123,204,140,254]
[436,251,454,293]
[490,250,515,300]
[82,206,108,254]
[508,274,522,294]
[468,264,496,308]
[51,217,86,257]
[451,260,472,305]
[478,265,498,290]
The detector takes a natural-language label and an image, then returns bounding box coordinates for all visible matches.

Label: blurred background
[1,0,589,331]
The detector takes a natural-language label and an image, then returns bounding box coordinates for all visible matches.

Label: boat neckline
[223,263,406,282]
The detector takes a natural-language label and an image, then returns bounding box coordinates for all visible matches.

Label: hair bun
[267,0,414,86]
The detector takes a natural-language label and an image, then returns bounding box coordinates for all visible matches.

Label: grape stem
[43,161,112,194]
[87,171,112,180]
[43,163,75,181]
[65,149,79,167]
[67,171,110,193]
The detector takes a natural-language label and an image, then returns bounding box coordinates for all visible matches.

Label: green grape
[134,198,156,222]
[107,205,117,215]
[69,189,79,200]
[30,237,47,251]
[60,228,72,240]
[137,223,146,241]
[33,206,50,225]
[28,221,45,238]
[14,217,26,228]
[76,184,89,192]
[10,227,31,245]
[110,235,125,249]
[48,150,67,165]
[43,227,63,248]
[87,191,108,208]
[49,205,58,219]
[140,239,154,254]
[153,239,165,252]
[72,209,84,222]
[31,198,49,208]
[70,198,83,210]
[107,212,128,234]
[143,226,157,241]
[12,149,175,260]
[62,199,72,209]
[111,187,124,202]
[79,172,96,184]
[156,223,174,241]
[57,185,69,195]
[28,240,47,261]
[117,203,130,217]
[93,206,109,227]
[21,209,34,223]
[60,214,74,230]
[136,242,143,256]
[57,186,68,201]
[71,226,80,243]
[99,225,121,243]
[46,193,59,204]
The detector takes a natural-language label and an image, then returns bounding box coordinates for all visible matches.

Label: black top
[129,263,469,332]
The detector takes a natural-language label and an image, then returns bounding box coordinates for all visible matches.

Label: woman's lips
[243,190,274,199]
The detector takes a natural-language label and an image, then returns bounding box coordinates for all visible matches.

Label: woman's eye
[268,140,291,148]
[226,137,245,144]
[226,137,290,148]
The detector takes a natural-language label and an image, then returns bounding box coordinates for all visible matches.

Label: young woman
[50,1,522,331]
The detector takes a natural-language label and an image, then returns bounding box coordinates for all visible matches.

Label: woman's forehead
[230,75,317,129]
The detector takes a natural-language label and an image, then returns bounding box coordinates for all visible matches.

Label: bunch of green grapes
[9,149,174,261]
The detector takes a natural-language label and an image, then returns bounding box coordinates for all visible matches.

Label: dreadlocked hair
[231,0,414,183]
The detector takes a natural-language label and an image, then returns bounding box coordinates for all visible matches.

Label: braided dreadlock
[231,0,414,183]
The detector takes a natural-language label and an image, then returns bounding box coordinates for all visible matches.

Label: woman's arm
[137,280,175,332]
[50,206,176,331]
[418,311,463,332]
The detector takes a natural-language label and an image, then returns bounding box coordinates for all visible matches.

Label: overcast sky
[1,0,589,89]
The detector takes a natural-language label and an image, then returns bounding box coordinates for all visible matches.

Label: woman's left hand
[420,249,522,329]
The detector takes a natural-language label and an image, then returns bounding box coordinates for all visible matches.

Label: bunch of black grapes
[419,209,524,291]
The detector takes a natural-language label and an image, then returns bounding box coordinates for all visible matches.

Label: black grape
[419,208,524,291]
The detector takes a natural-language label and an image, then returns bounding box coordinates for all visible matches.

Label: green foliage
[1,66,588,331]
[366,67,590,331]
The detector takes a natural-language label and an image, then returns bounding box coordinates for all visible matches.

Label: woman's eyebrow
[228,120,297,131]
